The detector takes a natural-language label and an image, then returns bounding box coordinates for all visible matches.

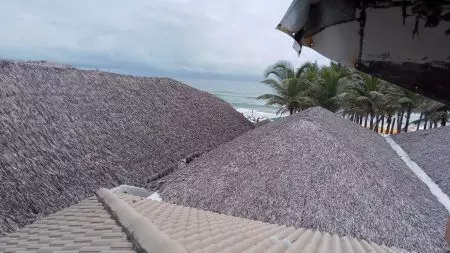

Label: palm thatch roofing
[159,107,448,253]
[0,60,253,235]
[393,126,450,196]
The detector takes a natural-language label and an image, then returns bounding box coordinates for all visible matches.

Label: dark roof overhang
[277,0,450,104]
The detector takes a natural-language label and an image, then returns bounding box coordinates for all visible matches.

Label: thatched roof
[0,60,253,235]
[159,107,448,253]
[393,126,450,196]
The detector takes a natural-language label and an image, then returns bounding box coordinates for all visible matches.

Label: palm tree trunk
[403,106,412,132]
[416,113,423,131]
[370,113,374,130]
[390,118,396,134]
[423,114,428,129]
[386,116,392,133]
[397,111,404,133]
[364,114,368,128]
[380,116,385,134]
[441,112,447,126]
[374,115,380,133]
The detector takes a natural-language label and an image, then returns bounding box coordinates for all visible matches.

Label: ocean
[177,78,426,129]
[178,78,282,119]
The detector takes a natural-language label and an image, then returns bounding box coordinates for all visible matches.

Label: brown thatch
[0,60,253,235]
[160,107,448,253]
[393,126,450,196]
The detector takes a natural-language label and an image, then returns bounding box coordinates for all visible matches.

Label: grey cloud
[0,0,330,79]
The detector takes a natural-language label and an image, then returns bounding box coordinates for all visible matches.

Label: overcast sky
[0,0,330,80]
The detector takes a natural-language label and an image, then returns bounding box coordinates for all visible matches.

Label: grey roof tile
[0,189,420,253]
[0,196,135,253]
[112,191,413,253]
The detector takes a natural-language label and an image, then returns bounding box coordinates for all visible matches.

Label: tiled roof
[0,189,413,253]
[114,190,411,253]
[0,196,135,253]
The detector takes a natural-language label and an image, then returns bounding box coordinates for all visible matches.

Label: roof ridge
[96,188,188,253]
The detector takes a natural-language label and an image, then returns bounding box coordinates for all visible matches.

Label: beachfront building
[2,2,450,250]
[1,60,449,252]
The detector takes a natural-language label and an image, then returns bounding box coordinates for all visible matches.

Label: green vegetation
[258,61,449,133]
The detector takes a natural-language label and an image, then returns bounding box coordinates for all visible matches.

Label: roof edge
[96,188,188,253]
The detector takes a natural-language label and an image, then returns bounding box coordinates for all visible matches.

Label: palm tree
[340,72,388,130]
[259,60,448,132]
[257,78,316,115]
[262,61,318,83]
[387,87,422,132]
[258,61,318,115]
[381,86,402,134]
[414,99,449,128]
[304,62,349,112]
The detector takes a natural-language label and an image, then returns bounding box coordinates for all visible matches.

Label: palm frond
[263,61,295,81]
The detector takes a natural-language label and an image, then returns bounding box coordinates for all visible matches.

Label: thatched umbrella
[160,107,448,253]
[0,60,253,235]
[393,126,450,196]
